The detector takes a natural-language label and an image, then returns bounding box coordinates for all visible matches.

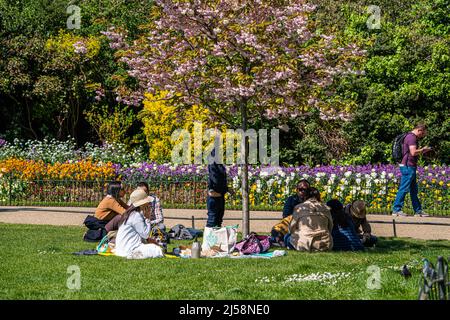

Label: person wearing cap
[327,199,364,252]
[344,200,378,247]
[114,188,164,259]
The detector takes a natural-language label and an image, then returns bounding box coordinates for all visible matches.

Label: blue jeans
[283,233,295,250]
[206,196,225,228]
[392,166,422,213]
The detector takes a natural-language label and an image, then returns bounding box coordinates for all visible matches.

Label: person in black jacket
[206,148,228,227]
[282,179,310,218]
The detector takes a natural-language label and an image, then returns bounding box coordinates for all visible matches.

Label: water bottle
[191,236,201,259]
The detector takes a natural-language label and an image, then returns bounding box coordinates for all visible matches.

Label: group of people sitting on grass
[84,178,377,259]
[83,181,166,258]
[270,179,377,252]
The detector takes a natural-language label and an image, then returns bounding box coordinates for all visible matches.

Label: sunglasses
[297,187,308,192]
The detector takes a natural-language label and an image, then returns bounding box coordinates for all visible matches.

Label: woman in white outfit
[115,188,164,259]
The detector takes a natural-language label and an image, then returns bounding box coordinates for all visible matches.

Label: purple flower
[73,41,87,55]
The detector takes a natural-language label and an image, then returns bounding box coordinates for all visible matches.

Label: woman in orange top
[94,182,129,231]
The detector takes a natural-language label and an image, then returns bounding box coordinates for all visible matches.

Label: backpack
[83,228,106,242]
[168,224,193,240]
[392,132,409,163]
[83,215,107,230]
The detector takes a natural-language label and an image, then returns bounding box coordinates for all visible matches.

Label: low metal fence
[163,216,450,235]
[0,175,448,216]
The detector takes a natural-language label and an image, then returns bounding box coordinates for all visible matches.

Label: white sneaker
[414,211,430,217]
[392,211,408,217]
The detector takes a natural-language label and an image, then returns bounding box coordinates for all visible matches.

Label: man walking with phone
[392,123,432,217]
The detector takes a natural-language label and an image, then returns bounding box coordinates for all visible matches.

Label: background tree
[103,0,364,236]
[0,0,154,147]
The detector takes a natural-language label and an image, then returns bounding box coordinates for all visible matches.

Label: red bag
[233,232,271,255]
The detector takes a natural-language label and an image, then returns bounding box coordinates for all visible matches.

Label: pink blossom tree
[103,0,365,236]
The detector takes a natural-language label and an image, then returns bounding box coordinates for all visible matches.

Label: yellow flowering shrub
[45,30,101,59]
[140,91,222,163]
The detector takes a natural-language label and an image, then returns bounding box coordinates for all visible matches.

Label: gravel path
[0,206,449,240]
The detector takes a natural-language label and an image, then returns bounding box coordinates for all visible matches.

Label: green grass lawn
[0,223,449,300]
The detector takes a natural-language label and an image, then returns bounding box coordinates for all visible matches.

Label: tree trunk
[240,100,250,237]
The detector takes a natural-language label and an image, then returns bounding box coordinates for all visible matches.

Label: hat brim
[132,196,152,208]
[351,208,366,218]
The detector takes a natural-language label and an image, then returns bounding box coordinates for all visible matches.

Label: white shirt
[115,210,152,257]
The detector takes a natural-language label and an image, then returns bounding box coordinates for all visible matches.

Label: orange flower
[0,158,116,181]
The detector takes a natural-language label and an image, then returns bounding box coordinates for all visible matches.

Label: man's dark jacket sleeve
[208,163,228,195]
[282,195,299,218]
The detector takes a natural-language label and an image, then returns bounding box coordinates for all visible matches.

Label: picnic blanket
[72,249,114,256]
[177,249,287,259]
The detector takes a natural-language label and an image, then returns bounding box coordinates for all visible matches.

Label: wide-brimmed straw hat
[128,188,151,208]
[350,200,367,219]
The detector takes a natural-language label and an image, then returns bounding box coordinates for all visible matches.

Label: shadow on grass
[366,237,450,255]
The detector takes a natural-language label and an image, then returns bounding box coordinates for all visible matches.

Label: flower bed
[116,163,449,212]
[1,159,448,213]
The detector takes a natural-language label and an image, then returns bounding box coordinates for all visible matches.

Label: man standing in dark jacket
[206,148,228,227]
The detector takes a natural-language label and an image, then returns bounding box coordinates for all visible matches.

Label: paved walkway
[0,206,449,240]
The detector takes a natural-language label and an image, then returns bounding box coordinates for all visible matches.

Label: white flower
[316,172,325,178]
